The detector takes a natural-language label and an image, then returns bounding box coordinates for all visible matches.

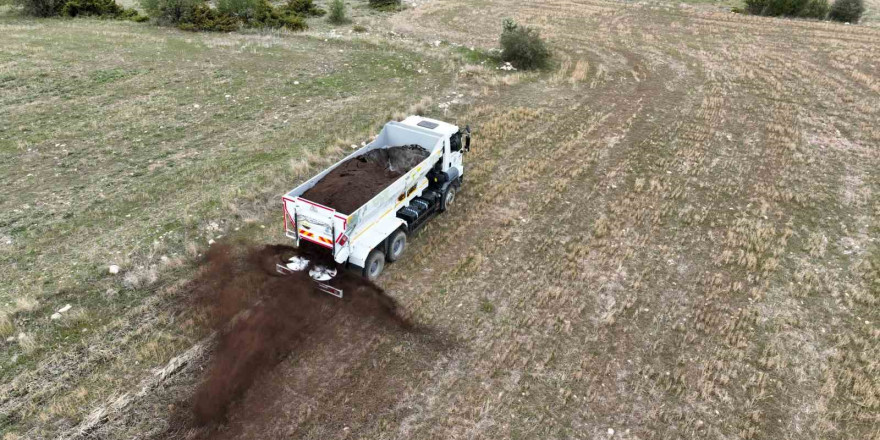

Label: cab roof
[400,116,459,137]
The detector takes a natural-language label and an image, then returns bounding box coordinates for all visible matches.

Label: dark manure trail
[186,241,412,426]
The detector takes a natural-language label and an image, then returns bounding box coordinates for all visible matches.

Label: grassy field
[0,12,459,438]
[2,0,879,439]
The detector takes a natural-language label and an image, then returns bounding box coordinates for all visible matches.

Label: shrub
[352,23,367,32]
[799,0,830,18]
[744,0,829,18]
[15,0,142,18]
[178,2,239,31]
[60,0,120,16]
[287,0,324,16]
[216,0,258,20]
[251,0,307,30]
[13,0,66,16]
[368,0,399,10]
[140,0,202,24]
[327,0,348,24]
[499,18,550,70]
[142,0,308,31]
[829,0,864,22]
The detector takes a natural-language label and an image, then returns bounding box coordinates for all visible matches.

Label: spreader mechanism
[276,256,344,298]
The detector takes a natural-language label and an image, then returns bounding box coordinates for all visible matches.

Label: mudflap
[276,263,344,299]
[315,281,343,298]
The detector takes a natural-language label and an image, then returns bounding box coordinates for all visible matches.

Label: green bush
[140,0,202,24]
[60,0,119,16]
[829,0,864,22]
[799,0,830,18]
[15,0,142,18]
[744,0,829,18]
[499,18,550,70]
[368,0,399,10]
[216,0,258,20]
[242,0,305,30]
[178,2,239,31]
[286,0,324,16]
[142,0,308,31]
[13,0,66,16]
[327,0,348,24]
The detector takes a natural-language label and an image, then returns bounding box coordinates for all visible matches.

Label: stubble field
[1,0,878,439]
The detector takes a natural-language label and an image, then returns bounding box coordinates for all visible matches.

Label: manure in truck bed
[301,145,430,214]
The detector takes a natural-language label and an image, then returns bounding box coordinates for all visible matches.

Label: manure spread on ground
[186,242,411,426]
[300,145,429,214]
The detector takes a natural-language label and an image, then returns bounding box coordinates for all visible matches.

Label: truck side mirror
[464,125,471,152]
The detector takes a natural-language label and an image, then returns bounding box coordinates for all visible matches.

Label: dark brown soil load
[300,145,429,214]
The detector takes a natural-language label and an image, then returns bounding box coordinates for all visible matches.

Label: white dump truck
[278,116,470,297]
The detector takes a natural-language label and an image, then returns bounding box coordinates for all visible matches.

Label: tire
[440,183,457,212]
[386,229,407,262]
[363,248,385,281]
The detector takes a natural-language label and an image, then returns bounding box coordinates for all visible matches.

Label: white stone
[58,304,72,313]
[51,313,62,320]
[109,265,120,274]
[608,428,615,436]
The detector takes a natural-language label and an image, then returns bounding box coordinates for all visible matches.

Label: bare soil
[301,145,429,213]
[178,243,413,429]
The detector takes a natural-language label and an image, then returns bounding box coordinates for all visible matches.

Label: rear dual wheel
[387,230,407,262]
[363,249,385,281]
[362,230,407,281]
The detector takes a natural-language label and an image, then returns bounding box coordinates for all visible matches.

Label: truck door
[447,131,464,173]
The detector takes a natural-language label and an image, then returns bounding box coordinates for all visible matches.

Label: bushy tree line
[744,0,864,23]
[139,0,324,31]
[10,0,328,31]
[13,0,144,20]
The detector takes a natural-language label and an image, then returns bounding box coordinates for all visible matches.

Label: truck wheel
[440,184,457,212]
[363,249,385,281]
[386,230,407,262]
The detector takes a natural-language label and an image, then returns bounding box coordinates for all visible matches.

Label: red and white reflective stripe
[300,235,333,249]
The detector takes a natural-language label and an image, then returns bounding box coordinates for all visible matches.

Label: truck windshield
[450,132,463,152]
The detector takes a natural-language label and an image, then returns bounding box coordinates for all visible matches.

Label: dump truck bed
[282,121,449,263]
